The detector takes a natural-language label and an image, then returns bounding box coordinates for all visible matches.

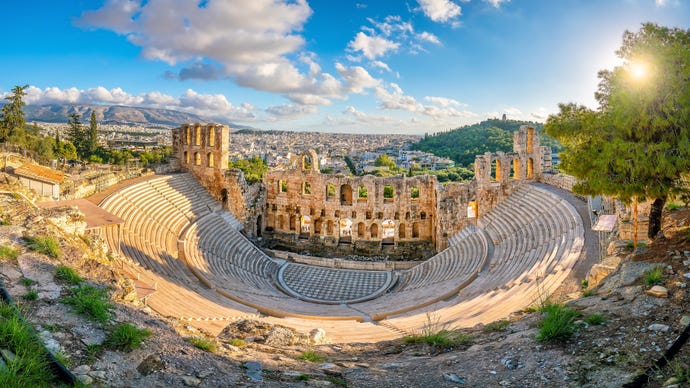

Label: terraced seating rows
[100,175,585,342]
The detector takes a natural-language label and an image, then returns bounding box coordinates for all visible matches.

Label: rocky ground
[1,187,689,387]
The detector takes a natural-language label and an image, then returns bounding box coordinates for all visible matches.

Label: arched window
[412,222,419,238]
[494,159,502,181]
[370,223,378,238]
[512,158,520,180]
[326,183,336,200]
[302,181,312,195]
[340,184,352,205]
[314,219,322,234]
[185,126,191,145]
[194,152,201,165]
[195,125,201,146]
[383,185,394,202]
[399,223,406,238]
[420,211,426,220]
[410,186,420,199]
[279,180,287,193]
[527,158,534,179]
[357,222,365,237]
[327,220,334,235]
[527,127,534,153]
[357,185,368,201]
[302,155,312,170]
[207,152,214,167]
[208,127,215,147]
[289,215,296,231]
[184,151,189,164]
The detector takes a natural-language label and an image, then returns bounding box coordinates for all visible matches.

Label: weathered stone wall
[540,172,577,192]
[171,123,552,260]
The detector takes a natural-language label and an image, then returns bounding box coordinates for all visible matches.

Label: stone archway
[382,219,394,245]
[340,184,352,205]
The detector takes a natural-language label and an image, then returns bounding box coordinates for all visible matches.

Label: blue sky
[1,0,688,134]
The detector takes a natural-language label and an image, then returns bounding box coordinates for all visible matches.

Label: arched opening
[302,155,312,170]
[405,211,411,220]
[279,180,287,193]
[494,159,502,182]
[314,219,322,235]
[410,186,420,199]
[357,222,365,237]
[185,126,191,145]
[527,127,534,153]
[300,215,311,237]
[302,181,312,195]
[512,158,520,180]
[340,184,353,205]
[327,220,334,235]
[194,152,201,165]
[412,222,419,238]
[184,151,189,164]
[394,212,400,220]
[208,127,215,147]
[382,219,394,245]
[195,125,201,146]
[420,211,426,220]
[289,215,296,231]
[207,152,214,167]
[527,157,534,179]
[357,185,368,201]
[339,218,352,243]
[326,183,336,200]
[383,185,394,202]
[370,223,379,239]
[278,214,285,230]
[399,223,406,238]
[256,215,262,237]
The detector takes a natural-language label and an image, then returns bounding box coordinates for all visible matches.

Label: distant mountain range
[21,104,249,128]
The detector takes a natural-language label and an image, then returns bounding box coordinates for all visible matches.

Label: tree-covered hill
[412,119,561,167]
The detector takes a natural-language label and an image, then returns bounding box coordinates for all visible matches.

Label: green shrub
[0,245,19,261]
[666,202,681,211]
[21,278,35,286]
[22,236,61,259]
[23,291,38,300]
[298,350,326,362]
[188,337,216,353]
[55,265,82,285]
[0,301,57,386]
[403,313,473,348]
[584,313,606,325]
[644,267,664,287]
[226,338,247,347]
[582,289,596,297]
[536,302,580,343]
[62,284,113,322]
[483,320,510,332]
[105,323,151,352]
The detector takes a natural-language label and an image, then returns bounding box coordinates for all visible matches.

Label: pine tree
[66,113,87,158]
[546,23,690,239]
[0,85,28,142]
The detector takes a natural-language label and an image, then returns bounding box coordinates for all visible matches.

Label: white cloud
[265,104,317,118]
[417,31,441,45]
[375,84,475,120]
[483,0,510,8]
[18,85,255,121]
[655,0,667,6]
[416,0,462,23]
[424,96,463,107]
[371,60,392,72]
[504,107,522,115]
[343,106,392,122]
[347,32,400,60]
[335,63,381,94]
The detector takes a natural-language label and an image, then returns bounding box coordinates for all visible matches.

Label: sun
[629,61,648,80]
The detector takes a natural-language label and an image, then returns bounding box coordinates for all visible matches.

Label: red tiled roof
[14,163,65,184]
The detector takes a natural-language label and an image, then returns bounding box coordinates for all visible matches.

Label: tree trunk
[648,195,667,239]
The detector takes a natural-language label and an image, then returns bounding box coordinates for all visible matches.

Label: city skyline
[1,0,689,134]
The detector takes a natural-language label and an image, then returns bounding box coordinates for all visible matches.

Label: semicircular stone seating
[100,173,584,342]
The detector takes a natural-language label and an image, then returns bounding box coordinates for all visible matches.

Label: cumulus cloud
[16,85,255,121]
[265,103,317,118]
[348,32,399,60]
[178,63,226,81]
[416,0,462,24]
[375,83,475,119]
[343,106,393,122]
[416,31,441,45]
[371,60,392,72]
[424,96,463,107]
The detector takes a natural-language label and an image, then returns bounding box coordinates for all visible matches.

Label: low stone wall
[267,249,418,270]
[540,172,577,191]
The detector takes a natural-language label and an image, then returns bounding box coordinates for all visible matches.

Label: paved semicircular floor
[277,263,393,304]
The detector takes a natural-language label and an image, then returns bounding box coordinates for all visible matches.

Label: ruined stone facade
[172,123,549,259]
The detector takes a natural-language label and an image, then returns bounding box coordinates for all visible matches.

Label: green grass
[43,323,60,332]
[187,337,216,353]
[403,313,473,348]
[298,350,326,362]
[226,338,248,347]
[54,265,83,286]
[61,284,113,322]
[483,320,510,332]
[21,278,35,287]
[672,360,690,383]
[644,267,664,287]
[0,245,19,261]
[666,202,681,211]
[22,236,61,259]
[105,323,152,352]
[53,351,72,368]
[584,313,606,325]
[582,289,596,297]
[23,291,38,301]
[326,376,348,387]
[85,344,103,363]
[536,302,581,343]
[296,374,310,381]
[0,301,58,386]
